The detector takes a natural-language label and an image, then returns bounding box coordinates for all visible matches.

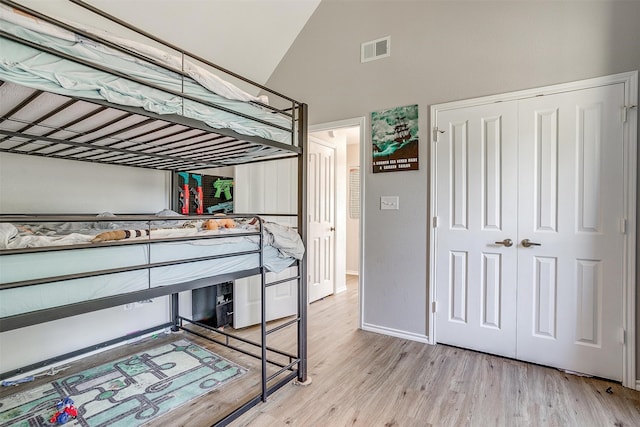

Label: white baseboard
[3,327,171,381]
[362,322,430,344]
[636,380,640,391]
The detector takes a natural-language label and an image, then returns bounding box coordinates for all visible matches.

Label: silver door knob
[494,238,513,247]
[521,239,541,248]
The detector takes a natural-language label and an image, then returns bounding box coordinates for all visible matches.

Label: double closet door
[434,83,626,381]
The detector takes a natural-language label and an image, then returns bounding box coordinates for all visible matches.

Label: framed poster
[371,104,419,173]
[174,172,233,215]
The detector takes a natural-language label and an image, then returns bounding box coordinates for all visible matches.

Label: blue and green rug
[0,339,247,426]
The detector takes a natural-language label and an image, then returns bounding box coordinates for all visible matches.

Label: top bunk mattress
[0,3,303,169]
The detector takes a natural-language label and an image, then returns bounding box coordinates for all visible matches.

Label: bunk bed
[0,0,308,425]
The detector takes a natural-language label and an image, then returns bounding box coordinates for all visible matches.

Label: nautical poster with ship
[371,104,419,173]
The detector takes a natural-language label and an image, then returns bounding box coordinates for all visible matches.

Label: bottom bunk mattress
[0,218,304,320]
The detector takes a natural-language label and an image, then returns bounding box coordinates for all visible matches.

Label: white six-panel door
[434,82,627,380]
[308,137,336,303]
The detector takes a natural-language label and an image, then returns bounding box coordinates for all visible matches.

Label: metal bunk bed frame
[0,1,308,425]
[0,0,303,170]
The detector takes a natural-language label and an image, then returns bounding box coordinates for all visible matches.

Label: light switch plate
[381,196,399,210]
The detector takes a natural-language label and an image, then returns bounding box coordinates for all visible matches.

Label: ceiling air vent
[361,36,390,63]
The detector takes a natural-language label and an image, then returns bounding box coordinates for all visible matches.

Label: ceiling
[14,0,321,87]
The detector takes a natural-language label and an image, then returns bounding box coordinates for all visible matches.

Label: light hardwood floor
[232,275,640,427]
[3,276,639,426]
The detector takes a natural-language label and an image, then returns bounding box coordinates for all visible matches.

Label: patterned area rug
[0,339,247,426]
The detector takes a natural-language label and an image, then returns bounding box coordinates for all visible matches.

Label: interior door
[516,84,625,380]
[434,102,519,358]
[308,137,336,303]
[434,83,626,380]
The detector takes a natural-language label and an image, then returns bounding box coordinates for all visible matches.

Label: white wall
[233,159,299,328]
[192,166,235,179]
[0,153,169,214]
[266,0,640,360]
[233,159,297,224]
[0,153,173,372]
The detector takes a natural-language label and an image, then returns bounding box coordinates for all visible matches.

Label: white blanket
[262,222,305,260]
[0,223,94,248]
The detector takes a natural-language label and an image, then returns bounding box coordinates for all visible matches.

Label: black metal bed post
[170,293,180,332]
[259,218,268,401]
[169,172,180,333]
[297,103,309,383]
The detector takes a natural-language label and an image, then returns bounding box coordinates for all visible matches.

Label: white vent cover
[361,36,390,63]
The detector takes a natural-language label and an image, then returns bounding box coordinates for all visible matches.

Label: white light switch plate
[381,196,399,210]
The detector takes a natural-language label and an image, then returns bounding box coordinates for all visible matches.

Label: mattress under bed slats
[0,82,300,170]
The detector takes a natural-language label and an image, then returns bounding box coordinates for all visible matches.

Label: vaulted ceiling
[15,0,321,86]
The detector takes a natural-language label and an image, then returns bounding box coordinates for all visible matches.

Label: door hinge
[619,327,626,345]
[432,216,438,228]
[622,105,638,123]
[433,127,444,142]
[620,218,627,234]
[432,301,437,313]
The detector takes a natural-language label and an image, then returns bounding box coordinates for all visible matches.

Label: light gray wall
[266,0,640,374]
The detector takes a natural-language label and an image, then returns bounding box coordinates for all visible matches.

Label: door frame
[429,71,638,389]
[310,117,366,329]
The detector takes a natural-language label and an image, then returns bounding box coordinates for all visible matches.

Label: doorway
[430,72,637,386]
[309,118,364,327]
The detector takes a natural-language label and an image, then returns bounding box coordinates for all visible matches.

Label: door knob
[494,238,513,247]
[330,227,335,231]
[521,239,541,248]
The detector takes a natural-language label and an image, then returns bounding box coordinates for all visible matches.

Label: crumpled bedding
[0,4,267,104]
[0,212,305,260]
[0,223,95,248]
[0,4,293,145]
[261,221,305,260]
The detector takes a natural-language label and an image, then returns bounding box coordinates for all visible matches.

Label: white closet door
[435,82,626,380]
[434,101,519,358]
[516,84,625,380]
[233,159,298,329]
